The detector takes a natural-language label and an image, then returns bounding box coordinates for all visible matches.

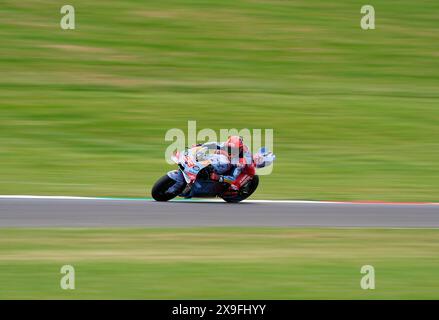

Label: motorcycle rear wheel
[151,175,183,202]
[221,175,259,203]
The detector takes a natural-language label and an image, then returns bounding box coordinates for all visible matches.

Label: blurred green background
[2,228,439,299]
[1,0,438,200]
[1,0,439,301]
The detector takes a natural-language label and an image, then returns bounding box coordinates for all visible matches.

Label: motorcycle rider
[166,135,274,196]
[164,140,236,195]
[200,136,254,191]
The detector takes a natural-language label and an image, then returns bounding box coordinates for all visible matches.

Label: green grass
[0,0,438,200]
[0,228,439,299]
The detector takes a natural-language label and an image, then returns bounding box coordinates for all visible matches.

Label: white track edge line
[0,195,438,205]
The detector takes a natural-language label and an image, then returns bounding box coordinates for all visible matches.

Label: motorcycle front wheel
[151,174,184,202]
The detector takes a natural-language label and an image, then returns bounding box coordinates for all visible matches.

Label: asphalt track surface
[0,197,438,228]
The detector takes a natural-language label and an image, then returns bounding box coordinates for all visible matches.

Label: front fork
[166,170,188,195]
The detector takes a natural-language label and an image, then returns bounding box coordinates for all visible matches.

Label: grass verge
[0,227,438,299]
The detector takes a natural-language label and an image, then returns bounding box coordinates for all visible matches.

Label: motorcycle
[151,146,275,203]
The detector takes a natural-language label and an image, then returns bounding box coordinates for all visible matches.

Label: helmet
[224,136,244,160]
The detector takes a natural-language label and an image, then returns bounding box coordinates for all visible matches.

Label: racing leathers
[200,141,254,190]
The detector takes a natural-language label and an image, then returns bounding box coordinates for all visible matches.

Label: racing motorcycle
[152,146,275,203]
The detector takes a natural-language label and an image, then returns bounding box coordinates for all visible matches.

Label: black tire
[151,175,182,202]
[222,175,259,203]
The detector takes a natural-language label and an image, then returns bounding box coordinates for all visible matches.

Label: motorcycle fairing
[183,180,225,198]
[171,147,212,183]
[167,169,225,198]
